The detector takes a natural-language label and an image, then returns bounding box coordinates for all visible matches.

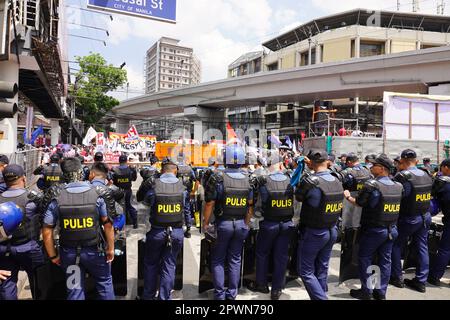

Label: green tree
[69,53,127,131]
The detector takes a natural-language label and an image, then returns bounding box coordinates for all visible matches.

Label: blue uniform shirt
[0,188,39,252]
[365,176,395,209]
[303,170,336,208]
[143,173,191,227]
[209,168,254,202]
[43,181,107,227]
[91,177,106,187]
[342,164,367,189]
[259,171,289,204]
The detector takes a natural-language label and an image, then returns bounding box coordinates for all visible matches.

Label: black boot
[246,282,269,294]
[271,290,282,300]
[427,276,441,287]
[372,290,386,300]
[404,278,426,293]
[389,277,405,288]
[350,289,373,300]
[184,228,191,238]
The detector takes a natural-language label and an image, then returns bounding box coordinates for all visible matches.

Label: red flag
[226,122,237,140]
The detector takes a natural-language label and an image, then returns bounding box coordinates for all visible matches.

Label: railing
[9,147,43,187]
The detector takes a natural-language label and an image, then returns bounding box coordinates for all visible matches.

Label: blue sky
[65,0,446,100]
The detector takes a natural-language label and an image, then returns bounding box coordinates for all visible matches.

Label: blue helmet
[224,145,245,168]
[0,202,23,242]
[113,214,125,231]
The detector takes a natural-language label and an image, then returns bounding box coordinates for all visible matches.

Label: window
[267,62,278,71]
[169,63,173,67]
[168,84,172,88]
[163,55,166,58]
[168,77,172,81]
[169,49,173,53]
[163,47,166,51]
[351,39,356,58]
[162,76,165,80]
[254,58,261,73]
[266,104,278,112]
[169,56,174,60]
[360,41,385,57]
[169,70,173,74]
[265,114,277,124]
[300,49,316,66]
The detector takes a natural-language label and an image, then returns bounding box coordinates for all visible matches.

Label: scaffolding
[308,115,361,137]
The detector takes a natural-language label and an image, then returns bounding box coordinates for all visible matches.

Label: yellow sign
[384,203,400,213]
[271,199,292,208]
[157,204,181,213]
[325,202,343,213]
[225,197,247,207]
[63,218,94,229]
[416,193,431,202]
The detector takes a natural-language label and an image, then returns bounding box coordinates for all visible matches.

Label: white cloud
[103,0,275,82]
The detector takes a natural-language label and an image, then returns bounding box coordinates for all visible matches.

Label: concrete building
[259,8,450,136]
[0,0,75,154]
[144,37,201,94]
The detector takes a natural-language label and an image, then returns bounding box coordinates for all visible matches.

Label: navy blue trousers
[430,220,450,280]
[143,227,184,300]
[60,246,115,300]
[255,220,294,291]
[211,219,249,300]
[297,226,337,300]
[358,226,398,296]
[391,213,431,283]
[0,241,44,300]
[124,188,137,224]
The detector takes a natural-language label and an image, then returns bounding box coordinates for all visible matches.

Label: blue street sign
[87,0,176,24]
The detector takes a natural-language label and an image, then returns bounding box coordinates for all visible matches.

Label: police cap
[3,164,24,182]
[423,157,431,163]
[365,154,377,163]
[372,154,394,171]
[401,149,417,159]
[441,158,450,168]
[0,154,9,165]
[50,153,61,163]
[307,149,328,162]
[346,153,359,162]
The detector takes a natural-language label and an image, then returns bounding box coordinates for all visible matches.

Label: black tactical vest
[0,191,40,245]
[300,175,344,229]
[113,166,132,189]
[262,176,294,222]
[397,169,432,217]
[43,164,62,188]
[152,179,185,227]
[58,187,100,248]
[346,166,371,192]
[177,165,193,191]
[220,173,250,220]
[361,179,403,228]
[434,178,450,217]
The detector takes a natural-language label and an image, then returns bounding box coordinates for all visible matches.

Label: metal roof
[228,51,264,70]
[263,8,450,51]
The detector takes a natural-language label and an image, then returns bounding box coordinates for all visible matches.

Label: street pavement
[17,178,450,300]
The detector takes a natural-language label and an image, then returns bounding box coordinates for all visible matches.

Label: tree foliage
[69,53,127,130]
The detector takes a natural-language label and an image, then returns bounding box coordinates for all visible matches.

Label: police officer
[35,153,63,190]
[247,155,295,300]
[42,157,115,300]
[295,149,344,300]
[177,159,196,238]
[344,154,403,300]
[428,158,450,286]
[0,165,44,300]
[340,153,372,230]
[111,155,138,229]
[203,145,254,300]
[139,158,191,300]
[0,155,9,193]
[390,149,432,292]
[422,158,432,175]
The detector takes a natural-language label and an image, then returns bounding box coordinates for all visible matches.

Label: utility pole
[437,0,445,14]
[397,0,401,11]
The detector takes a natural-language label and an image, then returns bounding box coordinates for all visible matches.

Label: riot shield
[339,228,361,283]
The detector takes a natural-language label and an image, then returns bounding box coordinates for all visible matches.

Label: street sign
[87,0,176,24]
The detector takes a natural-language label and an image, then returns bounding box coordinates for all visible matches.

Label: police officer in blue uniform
[390,149,432,293]
[340,153,372,230]
[428,158,450,286]
[139,158,191,300]
[203,145,254,300]
[295,149,344,300]
[0,165,44,300]
[42,157,115,300]
[34,153,63,190]
[0,155,9,193]
[247,155,295,300]
[177,160,196,238]
[111,155,138,228]
[344,154,403,300]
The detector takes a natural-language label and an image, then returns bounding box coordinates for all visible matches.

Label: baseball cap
[119,155,128,163]
[307,149,328,162]
[61,157,82,173]
[346,153,359,162]
[401,149,417,159]
[0,155,9,165]
[372,154,394,170]
[3,164,24,182]
[94,152,104,162]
